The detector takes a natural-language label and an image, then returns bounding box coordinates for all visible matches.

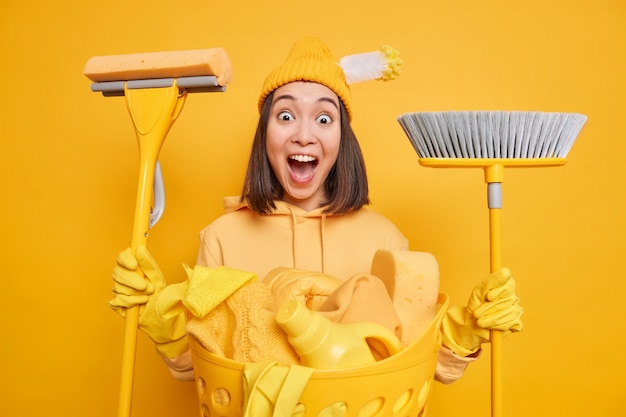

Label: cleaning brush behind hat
[396,110,587,417]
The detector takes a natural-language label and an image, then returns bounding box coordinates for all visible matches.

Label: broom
[396,110,587,417]
[84,48,232,417]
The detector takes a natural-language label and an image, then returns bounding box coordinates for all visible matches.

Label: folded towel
[157,264,257,319]
[317,273,402,337]
[184,264,257,318]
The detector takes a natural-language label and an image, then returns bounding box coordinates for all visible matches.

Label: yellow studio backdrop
[1,0,624,416]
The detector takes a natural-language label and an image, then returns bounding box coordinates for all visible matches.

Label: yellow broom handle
[117,84,186,417]
[486,164,504,417]
[489,206,503,417]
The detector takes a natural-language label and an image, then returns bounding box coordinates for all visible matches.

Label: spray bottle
[276,299,402,370]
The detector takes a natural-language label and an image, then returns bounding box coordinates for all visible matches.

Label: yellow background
[1,0,624,416]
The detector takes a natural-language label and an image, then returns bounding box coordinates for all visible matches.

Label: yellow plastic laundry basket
[189,293,449,417]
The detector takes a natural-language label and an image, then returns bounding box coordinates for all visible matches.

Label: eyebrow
[273,93,339,109]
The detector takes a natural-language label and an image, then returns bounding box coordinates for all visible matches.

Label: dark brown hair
[241,91,369,215]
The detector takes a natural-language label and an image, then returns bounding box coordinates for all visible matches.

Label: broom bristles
[397,111,587,159]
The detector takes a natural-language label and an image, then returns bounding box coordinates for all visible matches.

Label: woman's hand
[441,268,524,357]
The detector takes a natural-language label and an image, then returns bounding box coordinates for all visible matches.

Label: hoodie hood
[224,196,329,217]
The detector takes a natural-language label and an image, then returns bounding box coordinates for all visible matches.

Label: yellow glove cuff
[155,334,189,359]
[441,305,489,357]
[137,288,189,359]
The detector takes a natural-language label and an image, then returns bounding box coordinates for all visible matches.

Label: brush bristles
[397,111,587,159]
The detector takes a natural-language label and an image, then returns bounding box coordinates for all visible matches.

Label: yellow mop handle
[485,164,504,417]
[117,83,187,417]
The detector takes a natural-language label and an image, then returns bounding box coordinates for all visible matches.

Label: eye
[278,111,294,121]
[317,114,332,124]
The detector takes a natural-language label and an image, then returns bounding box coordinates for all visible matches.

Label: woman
[110,37,523,383]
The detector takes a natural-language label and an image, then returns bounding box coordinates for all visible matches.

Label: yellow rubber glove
[442,268,523,357]
[108,245,188,359]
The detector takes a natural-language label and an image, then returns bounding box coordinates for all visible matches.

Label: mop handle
[485,164,504,417]
[117,83,187,417]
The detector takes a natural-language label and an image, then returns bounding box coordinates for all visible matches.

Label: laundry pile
[157,250,440,367]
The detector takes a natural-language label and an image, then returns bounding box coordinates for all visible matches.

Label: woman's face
[266,81,341,211]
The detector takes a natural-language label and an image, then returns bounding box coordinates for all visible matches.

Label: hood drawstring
[284,204,328,273]
[289,207,298,269]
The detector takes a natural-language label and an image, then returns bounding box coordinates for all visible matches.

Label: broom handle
[486,165,504,417]
[117,84,186,417]
[488,206,503,417]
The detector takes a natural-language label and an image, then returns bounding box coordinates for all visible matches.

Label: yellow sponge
[83,47,232,86]
[370,250,440,346]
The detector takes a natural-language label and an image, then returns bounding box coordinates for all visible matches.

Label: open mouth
[288,154,318,181]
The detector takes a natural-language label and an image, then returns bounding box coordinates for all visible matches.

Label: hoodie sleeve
[196,227,223,268]
[434,346,480,384]
[196,196,246,268]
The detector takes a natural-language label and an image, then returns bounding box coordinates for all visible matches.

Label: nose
[292,119,317,145]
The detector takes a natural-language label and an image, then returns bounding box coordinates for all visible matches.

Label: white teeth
[289,155,317,162]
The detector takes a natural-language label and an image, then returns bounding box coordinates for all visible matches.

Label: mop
[396,110,587,417]
[84,47,232,417]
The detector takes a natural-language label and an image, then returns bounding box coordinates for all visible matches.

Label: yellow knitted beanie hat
[258,37,402,121]
[258,37,351,118]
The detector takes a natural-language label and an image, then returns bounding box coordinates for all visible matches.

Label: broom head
[397,111,587,160]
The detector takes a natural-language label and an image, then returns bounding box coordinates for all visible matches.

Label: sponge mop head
[84,47,233,86]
